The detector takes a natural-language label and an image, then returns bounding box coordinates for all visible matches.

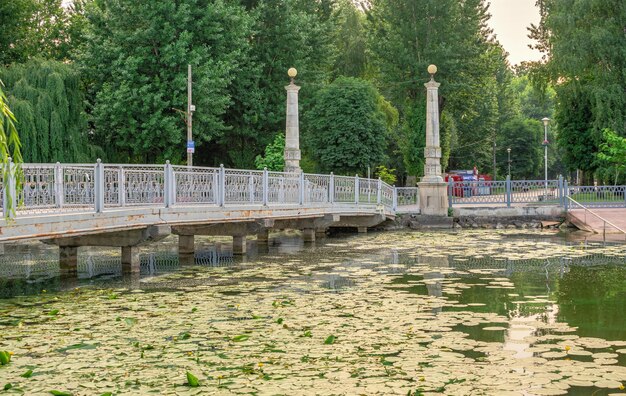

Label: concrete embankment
[384,206,567,231]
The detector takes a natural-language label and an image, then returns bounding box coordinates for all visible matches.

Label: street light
[542,117,550,198]
[507,147,511,178]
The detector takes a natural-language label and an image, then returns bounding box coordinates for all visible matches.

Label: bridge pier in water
[49,225,170,277]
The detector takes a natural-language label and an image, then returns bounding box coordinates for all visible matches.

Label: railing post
[392,185,398,211]
[54,162,64,208]
[355,174,360,205]
[329,172,334,204]
[219,164,225,206]
[262,168,268,206]
[249,172,255,204]
[164,161,175,208]
[564,180,569,212]
[377,178,382,204]
[94,159,104,213]
[2,158,17,219]
[558,175,564,207]
[299,171,305,205]
[119,166,126,207]
[448,177,453,208]
[506,175,511,208]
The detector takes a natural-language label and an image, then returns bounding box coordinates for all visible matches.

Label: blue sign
[187,140,195,153]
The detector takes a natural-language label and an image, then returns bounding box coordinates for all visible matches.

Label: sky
[487,0,543,66]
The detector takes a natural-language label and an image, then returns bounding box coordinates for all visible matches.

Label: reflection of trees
[557,266,626,340]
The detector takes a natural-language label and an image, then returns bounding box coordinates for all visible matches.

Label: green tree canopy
[596,129,626,185]
[367,0,502,176]
[78,0,253,163]
[255,133,285,171]
[0,59,99,163]
[529,0,626,178]
[304,77,391,175]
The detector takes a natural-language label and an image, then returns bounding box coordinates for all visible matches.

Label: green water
[0,230,625,395]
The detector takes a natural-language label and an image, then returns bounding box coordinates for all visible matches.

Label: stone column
[418,65,449,216]
[284,68,302,173]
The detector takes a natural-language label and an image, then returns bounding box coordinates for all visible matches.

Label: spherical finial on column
[288,67,297,83]
[427,64,437,75]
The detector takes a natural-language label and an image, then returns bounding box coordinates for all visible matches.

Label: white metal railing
[567,196,626,239]
[0,160,415,218]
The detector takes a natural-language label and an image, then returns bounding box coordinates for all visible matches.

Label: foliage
[0,81,22,165]
[375,165,396,185]
[496,117,543,179]
[305,77,390,175]
[255,133,285,171]
[596,129,626,185]
[78,0,254,164]
[0,0,81,65]
[331,1,368,78]
[219,0,339,168]
[367,0,502,176]
[0,59,98,162]
[529,0,626,175]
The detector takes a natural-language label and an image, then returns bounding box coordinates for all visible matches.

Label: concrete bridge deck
[0,162,407,275]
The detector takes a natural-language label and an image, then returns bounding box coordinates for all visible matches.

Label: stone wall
[381,206,567,231]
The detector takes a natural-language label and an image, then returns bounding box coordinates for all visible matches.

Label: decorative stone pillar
[284,68,302,173]
[418,65,449,216]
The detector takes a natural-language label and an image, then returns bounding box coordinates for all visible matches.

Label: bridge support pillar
[179,235,195,254]
[59,246,78,276]
[121,246,140,274]
[178,235,195,266]
[315,228,327,238]
[232,236,247,255]
[257,229,270,244]
[302,228,315,242]
[357,227,368,233]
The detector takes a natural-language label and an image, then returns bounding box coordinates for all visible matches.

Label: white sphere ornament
[288,68,298,78]
[427,64,437,75]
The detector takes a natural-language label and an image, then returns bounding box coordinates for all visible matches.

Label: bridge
[0,161,417,275]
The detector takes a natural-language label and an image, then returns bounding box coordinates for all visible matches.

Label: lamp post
[542,117,550,198]
[507,147,511,178]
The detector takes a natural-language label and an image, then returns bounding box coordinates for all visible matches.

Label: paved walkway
[567,208,626,236]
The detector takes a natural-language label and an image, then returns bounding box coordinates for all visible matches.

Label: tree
[78,0,254,164]
[305,77,391,175]
[596,129,626,185]
[0,59,99,163]
[529,0,626,177]
[0,0,79,65]
[218,0,339,168]
[367,0,502,176]
[0,0,35,65]
[497,117,543,179]
[0,81,22,165]
[0,80,23,217]
[255,133,285,171]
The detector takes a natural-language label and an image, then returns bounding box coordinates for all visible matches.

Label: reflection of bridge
[0,162,413,275]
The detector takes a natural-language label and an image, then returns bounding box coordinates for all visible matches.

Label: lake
[1,230,625,395]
